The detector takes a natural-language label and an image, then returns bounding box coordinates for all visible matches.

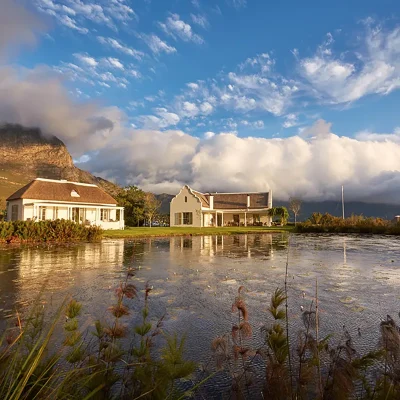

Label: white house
[6,178,124,230]
[170,185,272,228]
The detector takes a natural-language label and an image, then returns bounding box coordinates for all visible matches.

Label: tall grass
[296,212,400,235]
[0,220,103,243]
[0,269,196,400]
[204,284,400,399]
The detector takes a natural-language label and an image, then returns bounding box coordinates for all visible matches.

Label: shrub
[296,213,400,235]
[0,219,103,243]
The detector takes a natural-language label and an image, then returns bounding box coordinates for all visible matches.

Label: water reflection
[1,233,400,380]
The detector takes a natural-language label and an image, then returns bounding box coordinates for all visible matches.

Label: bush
[296,213,400,235]
[0,219,103,243]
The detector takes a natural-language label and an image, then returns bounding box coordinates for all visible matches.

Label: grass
[104,225,294,238]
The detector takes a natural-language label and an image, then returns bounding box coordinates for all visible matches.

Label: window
[253,214,260,223]
[185,196,188,203]
[182,212,193,225]
[101,209,110,221]
[11,205,18,221]
[233,214,240,225]
[72,208,85,223]
[40,206,46,221]
[116,209,121,221]
[174,213,182,225]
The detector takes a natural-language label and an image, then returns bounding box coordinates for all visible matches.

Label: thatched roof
[187,186,270,209]
[7,178,117,205]
[212,192,269,209]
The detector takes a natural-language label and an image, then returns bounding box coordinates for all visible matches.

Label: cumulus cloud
[159,13,204,44]
[0,0,46,59]
[78,119,400,204]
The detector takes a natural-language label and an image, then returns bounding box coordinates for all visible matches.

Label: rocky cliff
[0,124,121,209]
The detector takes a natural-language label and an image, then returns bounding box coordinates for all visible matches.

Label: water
[1,233,400,397]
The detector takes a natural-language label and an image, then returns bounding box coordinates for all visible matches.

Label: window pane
[182,212,193,225]
[11,205,18,221]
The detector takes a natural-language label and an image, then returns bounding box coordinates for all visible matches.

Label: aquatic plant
[0,269,196,400]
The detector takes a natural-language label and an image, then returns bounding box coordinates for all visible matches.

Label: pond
[1,233,400,397]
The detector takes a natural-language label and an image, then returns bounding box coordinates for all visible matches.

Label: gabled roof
[192,190,210,207]
[7,178,117,205]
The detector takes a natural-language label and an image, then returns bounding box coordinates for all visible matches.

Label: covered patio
[202,210,271,227]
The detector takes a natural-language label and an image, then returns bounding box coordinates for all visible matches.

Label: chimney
[209,194,214,209]
[247,194,250,208]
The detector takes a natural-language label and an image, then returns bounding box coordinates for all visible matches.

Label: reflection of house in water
[169,234,276,259]
[16,241,125,283]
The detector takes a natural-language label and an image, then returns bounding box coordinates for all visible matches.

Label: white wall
[170,186,202,227]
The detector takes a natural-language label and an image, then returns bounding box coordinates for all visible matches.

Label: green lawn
[104,225,294,238]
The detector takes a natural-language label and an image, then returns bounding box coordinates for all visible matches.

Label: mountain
[0,124,121,209]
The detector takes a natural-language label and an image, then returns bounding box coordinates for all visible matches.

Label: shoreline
[103,226,294,238]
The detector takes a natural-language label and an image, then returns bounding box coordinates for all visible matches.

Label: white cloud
[241,120,265,129]
[228,0,247,9]
[82,119,400,203]
[159,13,204,44]
[140,34,177,54]
[355,128,400,143]
[282,113,298,128]
[298,26,400,103]
[137,108,180,129]
[199,101,213,114]
[102,57,124,70]
[35,0,136,33]
[187,82,199,90]
[56,14,88,34]
[97,37,144,60]
[190,14,209,29]
[74,53,98,67]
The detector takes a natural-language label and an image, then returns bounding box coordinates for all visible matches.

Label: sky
[1,0,400,202]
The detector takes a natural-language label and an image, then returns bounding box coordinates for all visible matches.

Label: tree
[289,197,302,225]
[144,193,161,227]
[116,186,146,227]
[268,206,289,225]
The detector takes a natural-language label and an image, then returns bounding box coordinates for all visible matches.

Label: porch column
[215,211,217,227]
[244,212,247,227]
[221,211,224,227]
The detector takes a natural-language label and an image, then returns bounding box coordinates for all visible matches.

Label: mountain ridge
[0,124,121,209]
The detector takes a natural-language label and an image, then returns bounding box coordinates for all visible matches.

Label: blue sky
[19,0,400,138]
[3,0,400,201]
